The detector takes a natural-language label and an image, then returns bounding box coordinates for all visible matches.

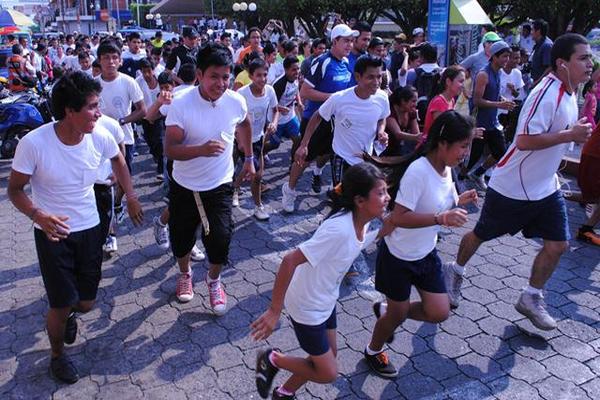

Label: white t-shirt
[122,49,147,60]
[97,73,144,145]
[11,122,119,232]
[136,75,160,108]
[284,212,377,325]
[319,87,391,165]
[154,63,165,77]
[385,157,458,261]
[237,84,278,143]
[273,74,299,125]
[158,85,196,117]
[490,73,578,201]
[499,68,525,115]
[95,115,125,184]
[81,67,93,77]
[267,62,284,85]
[63,55,80,70]
[165,88,247,191]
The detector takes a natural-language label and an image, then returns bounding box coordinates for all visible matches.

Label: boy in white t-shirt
[7,71,143,385]
[295,55,390,188]
[235,58,279,220]
[78,52,93,77]
[444,34,594,331]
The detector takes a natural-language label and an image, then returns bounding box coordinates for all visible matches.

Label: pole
[115,0,121,29]
[136,0,140,26]
[211,0,215,26]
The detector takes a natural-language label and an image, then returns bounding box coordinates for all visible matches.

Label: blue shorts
[375,242,446,302]
[269,117,300,149]
[474,188,570,242]
[290,307,337,356]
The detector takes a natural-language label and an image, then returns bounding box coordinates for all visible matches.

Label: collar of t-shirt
[419,63,440,72]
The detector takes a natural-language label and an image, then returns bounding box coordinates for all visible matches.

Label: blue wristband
[244,155,254,162]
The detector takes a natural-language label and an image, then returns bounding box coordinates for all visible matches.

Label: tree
[380,0,429,34]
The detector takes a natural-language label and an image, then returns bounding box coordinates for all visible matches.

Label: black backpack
[414,67,441,121]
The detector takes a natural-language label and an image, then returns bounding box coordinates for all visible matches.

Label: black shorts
[375,241,446,302]
[331,153,351,187]
[168,179,234,264]
[94,183,113,240]
[474,188,570,242]
[34,224,103,308]
[290,307,337,356]
[299,117,334,162]
[483,128,507,160]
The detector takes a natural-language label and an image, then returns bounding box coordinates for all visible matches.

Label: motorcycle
[0,86,53,159]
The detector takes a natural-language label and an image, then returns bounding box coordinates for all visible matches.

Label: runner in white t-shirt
[234,58,279,220]
[7,71,143,385]
[363,110,477,378]
[444,34,594,331]
[251,163,389,400]
[164,43,255,314]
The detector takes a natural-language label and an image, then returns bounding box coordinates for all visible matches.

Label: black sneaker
[256,348,280,399]
[272,387,295,399]
[64,312,77,345]
[50,354,79,384]
[364,349,398,378]
[373,302,394,343]
[311,174,322,194]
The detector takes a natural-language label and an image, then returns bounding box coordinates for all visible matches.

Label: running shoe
[577,228,600,247]
[114,204,126,224]
[311,173,322,194]
[64,312,77,345]
[190,245,206,261]
[272,387,295,399]
[232,189,240,207]
[372,302,394,343]
[207,277,227,315]
[363,349,398,378]
[104,235,118,255]
[254,205,270,221]
[514,291,557,330]
[176,273,194,303]
[153,217,170,250]
[50,354,79,384]
[585,204,597,219]
[467,171,488,190]
[281,183,297,213]
[442,262,463,309]
[256,348,280,398]
[156,174,164,181]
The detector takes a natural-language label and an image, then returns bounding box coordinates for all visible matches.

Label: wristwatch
[118,118,125,125]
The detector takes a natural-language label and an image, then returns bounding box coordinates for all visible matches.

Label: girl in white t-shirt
[251,163,390,399]
[364,110,479,378]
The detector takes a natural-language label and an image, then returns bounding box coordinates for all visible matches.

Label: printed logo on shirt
[340,118,352,129]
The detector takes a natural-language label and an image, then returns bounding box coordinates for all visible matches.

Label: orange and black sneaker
[364,348,398,378]
[578,228,600,247]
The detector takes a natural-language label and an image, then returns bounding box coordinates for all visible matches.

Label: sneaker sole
[177,294,194,303]
[256,349,273,399]
[514,303,556,331]
[364,356,398,379]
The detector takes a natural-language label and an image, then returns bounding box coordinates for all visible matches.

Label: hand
[439,208,468,227]
[158,90,172,105]
[377,214,395,239]
[507,83,515,91]
[200,140,226,157]
[458,189,478,206]
[498,101,516,111]
[377,131,389,147]
[34,211,70,242]
[294,145,308,165]
[569,118,593,143]
[241,158,256,182]
[277,105,290,115]
[297,103,305,113]
[126,196,144,226]
[474,127,485,139]
[250,307,281,341]
[265,122,277,136]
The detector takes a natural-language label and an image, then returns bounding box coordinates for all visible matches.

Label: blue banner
[427,0,451,66]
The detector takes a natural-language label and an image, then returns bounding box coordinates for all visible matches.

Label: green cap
[482,31,501,43]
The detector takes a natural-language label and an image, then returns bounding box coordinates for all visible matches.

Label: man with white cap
[281,24,357,213]
[466,40,516,189]
[412,27,425,46]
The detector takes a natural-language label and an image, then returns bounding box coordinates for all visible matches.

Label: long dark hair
[326,163,386,219]
[430,65,464,98]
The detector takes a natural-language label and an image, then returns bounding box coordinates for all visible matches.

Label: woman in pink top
[421,66,466,144]
[582,79,597,130]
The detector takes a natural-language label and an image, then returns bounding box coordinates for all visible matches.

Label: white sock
[207,274,220,283]
[312,165,324,176]
[452,262,466,276]
[181,269,192,277]
[365,345,382,355]
[524,285,543,297]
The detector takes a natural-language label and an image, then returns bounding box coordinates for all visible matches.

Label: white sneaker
[254,204,270,221]
[190,245,206,261]
[515,291,557,330]
[232,189,240,207]
[104,235,118,254]
[442,262,464,309]
[468,172,488,190]
[153,216,170,250]
[586,204,597,219]
[281,183,297,213]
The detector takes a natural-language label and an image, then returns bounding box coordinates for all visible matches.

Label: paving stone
[498,353,549,384]
[541,355,595,385]
[536,376,591,400]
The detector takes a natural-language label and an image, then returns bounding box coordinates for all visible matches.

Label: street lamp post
[232,2,257,35]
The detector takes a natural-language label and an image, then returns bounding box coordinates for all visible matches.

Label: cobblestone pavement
[1,141,600,400]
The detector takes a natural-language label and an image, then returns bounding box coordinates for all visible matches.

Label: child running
[251,163,390,399]
[363,110,478,378]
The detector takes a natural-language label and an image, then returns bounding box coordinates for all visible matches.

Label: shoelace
[208,281,225,305]
[158,227,169,243]
[177,274,192,295]
[375,352,389,365]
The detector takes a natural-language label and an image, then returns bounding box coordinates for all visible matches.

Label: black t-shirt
[166,44,197,70]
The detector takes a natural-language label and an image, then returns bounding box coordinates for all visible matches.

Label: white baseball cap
[412,27,425,36]
[330,24,359,40]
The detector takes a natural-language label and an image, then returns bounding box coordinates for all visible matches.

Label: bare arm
[123,100,146,124]
[516,118,592,151]
[110,152,143,225]
[390,204,467,229]
[300,83,331,103]
[386,115,420,142]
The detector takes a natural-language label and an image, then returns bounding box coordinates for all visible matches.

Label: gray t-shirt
[460,50,489,79]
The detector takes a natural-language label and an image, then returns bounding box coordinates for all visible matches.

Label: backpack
[414,67,441,121]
